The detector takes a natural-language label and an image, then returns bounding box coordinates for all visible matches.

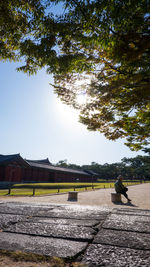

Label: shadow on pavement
[113,201,138,207]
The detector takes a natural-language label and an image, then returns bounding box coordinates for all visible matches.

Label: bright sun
[54,75,92,127]
[56,98,80,124]
[76,94,87,105]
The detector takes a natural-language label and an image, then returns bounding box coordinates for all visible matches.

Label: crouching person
[115,175,131,202]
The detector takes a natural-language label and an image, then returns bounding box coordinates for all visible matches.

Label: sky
[0,60,145,165]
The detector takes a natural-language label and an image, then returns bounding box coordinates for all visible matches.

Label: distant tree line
[55,149,150,180]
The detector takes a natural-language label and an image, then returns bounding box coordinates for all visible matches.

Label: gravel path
[0,183,150,210]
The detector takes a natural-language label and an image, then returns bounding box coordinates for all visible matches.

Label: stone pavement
[0,202,150,266]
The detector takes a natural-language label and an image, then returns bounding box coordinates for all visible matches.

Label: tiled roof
[27,161,90,175]
[83,170,99,176]
[0,154,29,167]
[0,154,20,163]
[26,158,52,165]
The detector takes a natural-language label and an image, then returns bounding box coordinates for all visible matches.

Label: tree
[0,1,42,62]
[122,153,150,179]
[0,0,150,150]
[55,159,68,167]
[55,154,150,179]
[51,0,150,151]
[0,0,57,74]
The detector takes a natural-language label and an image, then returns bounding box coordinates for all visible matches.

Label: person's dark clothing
[119,188,128,199]
[115,180,129,200]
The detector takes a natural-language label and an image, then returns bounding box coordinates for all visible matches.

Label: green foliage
[122,153,150,178]
[55,149,150,179]
[0,0,44,62]
[51,0,150,150]
[0,0,150,149]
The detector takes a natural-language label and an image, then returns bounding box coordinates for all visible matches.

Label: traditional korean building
[0,154,97,184]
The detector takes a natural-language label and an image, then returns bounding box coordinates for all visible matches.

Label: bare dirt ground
[0,183,150,210]
[0,251,83,267]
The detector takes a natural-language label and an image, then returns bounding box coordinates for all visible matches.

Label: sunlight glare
[56,98,80,124]
[76,93,87,105]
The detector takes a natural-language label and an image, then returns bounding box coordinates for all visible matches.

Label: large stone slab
[4,221,96,241]
[29,217,99,227]
[113,208,150,217]
[0,214,27,229]
[0,203,54,217]
[44,209,108,220]
[82,244,150,267]
[94,228,150,250]
[0,212,99,228]
[103,214,150,233]
[0,202,109,220]
[0,232,88,258]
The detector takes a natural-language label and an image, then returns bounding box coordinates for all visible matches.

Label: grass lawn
[0,181,141,196]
